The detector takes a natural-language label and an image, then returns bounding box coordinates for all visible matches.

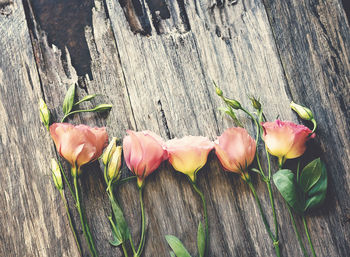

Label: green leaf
[170,251,176,257]
[62,84,76,115]
[110,196,130,242]
[109,228,122,246]
[299,158,323,193]
[273,169,304,214]
[304,160,327,211]
[165,235,192,257]
[74,94,97,106]
[197,222,205,257]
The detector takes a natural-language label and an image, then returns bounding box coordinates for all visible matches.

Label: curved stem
[57,160,76,201]
[191,182,209,256]
[129,234,137,256]
[245,180,274,241]
[59,190,82,256]
[115,176,137,186]
[61,109,96,122]
[311,119,317,133]
[287,206,309,257]
[122,244,129,257]
[73,175,97,257]
[302,216,317,257]
[136,187,146,257]
[266,181,279,241]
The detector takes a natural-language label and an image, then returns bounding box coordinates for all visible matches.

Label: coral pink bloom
[215,127,256,174]
[262,120,315,165]
[123,130,168,187]
[166,136,214,182]
[50,123,108,175]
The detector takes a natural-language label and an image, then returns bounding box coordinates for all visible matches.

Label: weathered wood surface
[0,0,349,256]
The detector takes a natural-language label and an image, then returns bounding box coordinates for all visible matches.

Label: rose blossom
[123,130,168,187]
[50,123,108,175]
[262,120,315,165]
[215,127,256,174]
[165,136,214,182]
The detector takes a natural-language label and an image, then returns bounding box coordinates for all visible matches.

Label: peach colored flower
[123,130,168,187]
[215,127,256,174]
[50,123,108,175]
[166,136,214,182]
[262,120,315,165]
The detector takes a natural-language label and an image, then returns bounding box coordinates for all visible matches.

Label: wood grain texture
[0,0,349,256]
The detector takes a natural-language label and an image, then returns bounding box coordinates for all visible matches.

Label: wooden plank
[0,0,80,256]
[262,0,350,256]
[104,0,306,256]
[0,0,349,256]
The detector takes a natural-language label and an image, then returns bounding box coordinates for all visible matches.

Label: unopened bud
[102,137,118,165]
[290,101,314,121]
[107,146,122,182]
[215,87,223,97]
[51,159,63,191]
[39,99,50,129]
[93,104,112,112]
[249,96,262,110]
[224,98,241,110]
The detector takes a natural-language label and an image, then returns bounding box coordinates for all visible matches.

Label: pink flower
[165,136,214,182]
[50,123,108,175]
[262,120,315,165]
[215,127,256,174]
[123,130,168,187]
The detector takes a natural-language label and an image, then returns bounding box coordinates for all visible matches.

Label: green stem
[302,216,317,257]
[129,234,137,256]
[266,181,279,241]
[287,206,309,257]
[122,244,129,257]
[73,174,97,257]
[245,179,281,256]
[245,180,274,241]
[59,190,82,256]
[115,176,137,186]
[61,109,96,122]
[136,187,146,257]
[191,182,209,256]
[57,159,76,201]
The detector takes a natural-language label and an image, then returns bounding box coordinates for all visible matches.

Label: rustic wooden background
[0,0,349,256]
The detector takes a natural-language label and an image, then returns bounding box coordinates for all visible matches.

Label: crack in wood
[0,0,13,16]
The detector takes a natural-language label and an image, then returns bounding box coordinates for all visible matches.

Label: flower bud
[102,137,118,165]
[224,98,241,110]
[107,146,122,182]
[39,99,50,129]
[249,96,262,110]
[290,101,314,121]
[215,86,223,97]
[51,159,63,191]
[93,104,113,112]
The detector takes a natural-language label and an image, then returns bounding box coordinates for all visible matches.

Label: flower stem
[61,109,96,122]
[73,175,97,257]
[59,190,82,256]
[191,182,209,256]
[115,176,137,186]
[287,206,309,257]
[57,159,76,201]
[136,187,146,257]
[246,179,281,257]
[122,244,129,257]
[302,216,317,257]
[266,180,279,242]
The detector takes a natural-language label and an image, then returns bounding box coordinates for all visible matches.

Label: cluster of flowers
[40,84,326,257]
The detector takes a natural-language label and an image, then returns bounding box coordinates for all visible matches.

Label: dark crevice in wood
[0,0,13,16]
[341,0,349,23]
[176,0,191,32]
[25,0,94,78]
[157,99,171,139]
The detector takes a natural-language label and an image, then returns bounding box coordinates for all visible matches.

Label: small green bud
[102,137,118,165]
[107,146,122,182]
[224,98,241,110]
[51,159,63,191]
[249,96,262,110]
[290,101,314,120]
[93,104,113,112]
[215,87,223,97]
[39,99,50,129]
